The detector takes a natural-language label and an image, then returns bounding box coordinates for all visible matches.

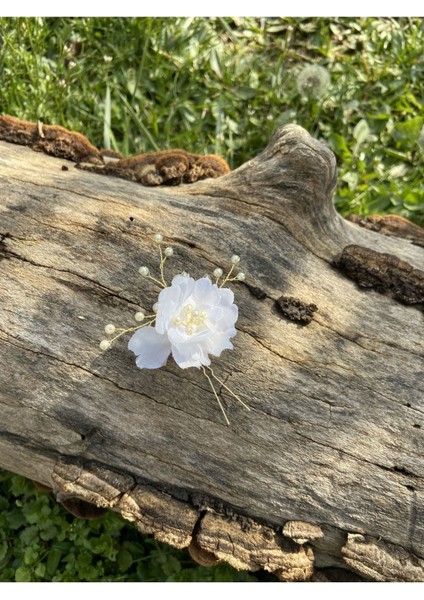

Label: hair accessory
[100,234,250,425]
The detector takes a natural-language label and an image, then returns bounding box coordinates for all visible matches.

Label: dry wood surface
[0,123,423,581]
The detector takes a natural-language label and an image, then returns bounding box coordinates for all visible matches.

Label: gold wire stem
[108,318,156,345]
[201,366,230,426]
[144,273,166,288]
[206,366,251,412]
[158,245,168,288]
[219,263,236,288]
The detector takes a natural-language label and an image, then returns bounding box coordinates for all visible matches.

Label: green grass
[0,17,423,222]
[0,17,423,582]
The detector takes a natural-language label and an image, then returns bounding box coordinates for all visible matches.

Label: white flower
[128,274,238,369]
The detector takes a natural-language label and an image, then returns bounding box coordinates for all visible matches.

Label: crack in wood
[0,243,137,305]
[239,325,420,412]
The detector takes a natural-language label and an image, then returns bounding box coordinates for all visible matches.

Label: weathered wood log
[0,125,423,582]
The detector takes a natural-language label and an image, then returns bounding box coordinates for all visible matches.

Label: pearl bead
[152,302,159,313]
[231,254,240,265]
[99,340,111,351]
[173,317,182,326]
[154,233,163,243]
[213,267,223,278]
[139,266,149,276]
[104,323,116,335]
[164,247,174,257]
[236,272,246,281]
[134,311,145,322]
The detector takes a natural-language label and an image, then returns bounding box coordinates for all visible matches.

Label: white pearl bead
[104,323,116,335]
[236,272,246,281]
[139,266,149,276]
[231,254,240,265]
[152,302,159,313]
[213,267,223,278]
[154,233,163,243]
[99,339,111,351]
[134,311,145,322]
[164,247,174,257]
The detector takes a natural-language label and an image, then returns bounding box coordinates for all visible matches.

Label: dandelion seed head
[297,64,331,99]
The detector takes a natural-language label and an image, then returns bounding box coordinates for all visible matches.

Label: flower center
[172,304,208,335]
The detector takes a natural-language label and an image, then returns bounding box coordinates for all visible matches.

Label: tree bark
[0,126,423,581]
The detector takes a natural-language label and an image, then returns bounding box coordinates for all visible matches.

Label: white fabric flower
[128,274,238,369]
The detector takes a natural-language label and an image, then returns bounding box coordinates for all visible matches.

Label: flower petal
[204,330,236,356]
[219,304,238,329]
[171,342,211,369]
[217,286,234,307]
[128,326,171,369]
[156,275,195,334]
[193,277,220,305]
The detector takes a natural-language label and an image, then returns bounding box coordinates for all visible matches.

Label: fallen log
[0,123,423,581]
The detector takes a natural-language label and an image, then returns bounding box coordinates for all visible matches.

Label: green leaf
[0,540,7,562]
[418,125,424,151]
[46,547,63,576]
[19,525,39,545]
[6,510,26,530]
[353,119,371,146]
[209,46,222,78]
[366,195,392,213]
[341,171,359,190]
[117,547,133,572]
[235,86,256,100]
[392,116,424,149]
[10,475,32,497]
[35,563,46,579]
[15,566,32,582]
[329,133,352,159]
[24,545,40,565]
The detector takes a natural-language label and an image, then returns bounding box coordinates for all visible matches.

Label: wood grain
[0,125,423,580]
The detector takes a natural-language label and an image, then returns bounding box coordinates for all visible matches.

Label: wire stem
[108,318,156,345]
[145,274,166,288]
[207,367,251,411]
[219,263,236,287]
[201,366,230,426]
[158,245,168,287]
